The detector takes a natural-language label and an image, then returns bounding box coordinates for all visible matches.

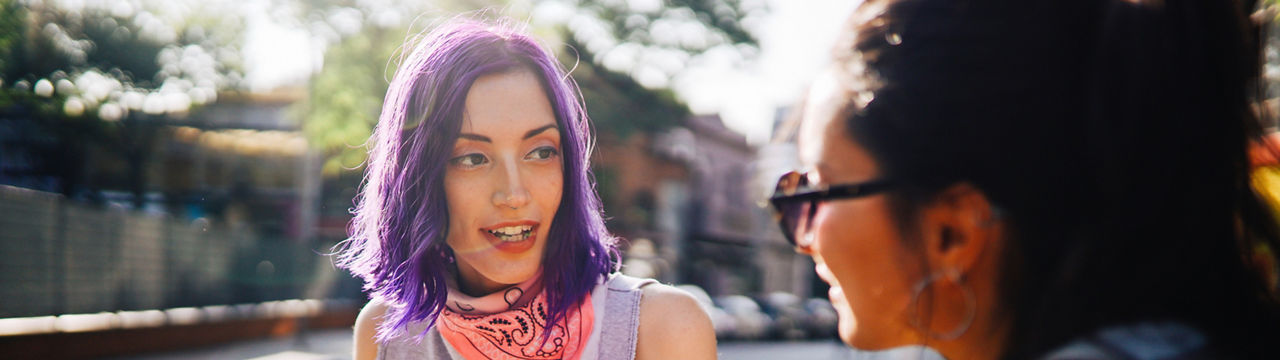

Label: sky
[241,0,859,145]
[677,0,857,144]
[242,0,320,95]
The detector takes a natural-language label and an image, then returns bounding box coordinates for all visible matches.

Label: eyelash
[449,153,489,169]
[525,146,560,161]
[448,146,560,169]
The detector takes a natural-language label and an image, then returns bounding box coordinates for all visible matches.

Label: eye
[450,153,489,168]
[525,146,560,161]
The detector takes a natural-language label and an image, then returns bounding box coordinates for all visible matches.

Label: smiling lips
[815,263,846,304]
[815,263,836,284]
[480,221,539,253]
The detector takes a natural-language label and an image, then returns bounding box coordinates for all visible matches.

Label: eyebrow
[456,124,559,143]
[457,133,491,142]
[522,124,558,140]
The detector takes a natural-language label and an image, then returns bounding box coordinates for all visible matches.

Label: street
[118,329,869,360]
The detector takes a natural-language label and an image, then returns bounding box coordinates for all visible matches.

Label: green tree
[295,26,399,176]
[286,0,487,176]
[566,35,688,138]
[295,0,763,177]
[0,0,244,203]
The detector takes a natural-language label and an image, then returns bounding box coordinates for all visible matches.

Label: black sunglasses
[768,171,895,247]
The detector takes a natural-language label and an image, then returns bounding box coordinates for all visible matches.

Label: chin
[480,260,541,284]
[507,263,540,282]
[837,313,885,351]
[838,318,858,348]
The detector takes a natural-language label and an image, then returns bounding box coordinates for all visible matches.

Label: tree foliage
[294,0,763,177]
[571,0,762,54]
[565,35,687,138]
[295,26,400,176]
[1,0,243,117]
[0,0,244,200]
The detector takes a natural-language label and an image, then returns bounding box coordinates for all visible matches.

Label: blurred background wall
[0,0,848,321]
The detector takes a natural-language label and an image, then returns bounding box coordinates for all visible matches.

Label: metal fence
[0,185,352,318]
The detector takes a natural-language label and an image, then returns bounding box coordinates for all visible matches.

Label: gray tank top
[377,274,656,360]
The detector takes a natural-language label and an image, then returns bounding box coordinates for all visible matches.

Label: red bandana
[437,290,594,360]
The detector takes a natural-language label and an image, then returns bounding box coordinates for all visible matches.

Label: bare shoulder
[354,299,391,360]
[635,283,718,360]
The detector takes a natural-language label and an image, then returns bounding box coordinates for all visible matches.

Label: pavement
[112,329,352,360]
[121,329,876,360]
[720,340,862,359]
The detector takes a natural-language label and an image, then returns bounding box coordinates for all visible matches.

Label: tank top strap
[596,273,657,360]
[605,273,658,291]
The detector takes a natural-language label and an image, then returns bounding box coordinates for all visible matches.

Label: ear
[919,182,1001,275]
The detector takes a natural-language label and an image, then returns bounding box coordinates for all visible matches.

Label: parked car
[714,295,772,340]
[757,292,809,340]
[804,297,839,339]
[675,284,737,339]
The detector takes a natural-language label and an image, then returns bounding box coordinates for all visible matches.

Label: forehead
[798,70,847,167]
[798,69,880,181]
[460,70,557,135]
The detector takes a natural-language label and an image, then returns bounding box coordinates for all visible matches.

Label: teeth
[491,225,532,235]
[487,225,534,242]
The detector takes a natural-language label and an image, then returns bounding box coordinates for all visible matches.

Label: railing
[0,185,358,318]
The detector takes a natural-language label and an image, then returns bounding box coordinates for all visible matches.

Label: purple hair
[333,18,619,341]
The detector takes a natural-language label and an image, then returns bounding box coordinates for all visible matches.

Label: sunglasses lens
[772,171,814,247]
[775,199,813,246]
[774,171,806,195]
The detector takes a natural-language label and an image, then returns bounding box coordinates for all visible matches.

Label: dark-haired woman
[770,0,1280,358]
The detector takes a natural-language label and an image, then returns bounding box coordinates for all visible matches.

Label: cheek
[530,164,563,217]
[814,200,904,266]
[443,175,483,246]
[811,201,914,313]
[811,203,867,268]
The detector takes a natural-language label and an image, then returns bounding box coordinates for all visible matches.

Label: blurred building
[598,113,815,298]
[760,105,827,299]
[676,114,769,296]
[158,89,321,243]
[0,88,344,318]
[593,127,691,284]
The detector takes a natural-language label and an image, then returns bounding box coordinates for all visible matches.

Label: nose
[492,158,530,210]
[795,233,816,255]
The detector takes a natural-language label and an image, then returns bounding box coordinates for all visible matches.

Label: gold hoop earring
[908,268,976,340]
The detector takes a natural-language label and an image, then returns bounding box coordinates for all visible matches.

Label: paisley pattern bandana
[438,271,595,360]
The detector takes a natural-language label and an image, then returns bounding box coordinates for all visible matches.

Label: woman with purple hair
[335,18,715,360]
